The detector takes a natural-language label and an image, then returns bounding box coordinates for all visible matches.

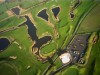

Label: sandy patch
[0,0,5,3]
[6,10,14,16]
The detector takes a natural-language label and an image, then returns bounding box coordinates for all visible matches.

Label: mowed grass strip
[0,16,26,30]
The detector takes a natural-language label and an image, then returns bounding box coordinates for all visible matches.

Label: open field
[0,16,26,30]
[77,3,100,33]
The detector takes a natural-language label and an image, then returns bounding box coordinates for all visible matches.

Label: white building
[59,52,72,64]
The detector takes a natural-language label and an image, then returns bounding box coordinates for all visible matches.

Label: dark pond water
[25,16,38,41]
[73,0,80,8]
[11,7,20,15]
[0,38,10,51]
[70,12,74,19]
[24,16,51,49]
[37,9,48,21]
[33,36,52,49]
[52,7,60,18]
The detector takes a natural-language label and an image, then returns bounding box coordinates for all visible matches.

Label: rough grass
[0,16,26,30]
[77,3,100,34]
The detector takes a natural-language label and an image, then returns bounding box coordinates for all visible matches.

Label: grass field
[77,3,100,34]
[0,16,26,30]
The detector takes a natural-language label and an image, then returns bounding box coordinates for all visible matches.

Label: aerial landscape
[0,0,100,75]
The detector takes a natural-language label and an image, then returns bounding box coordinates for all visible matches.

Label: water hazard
[52,7,60,19]
[0,38,10,51]
[24,16,51,50]
[11,7,20,15]
[37,9,48,21]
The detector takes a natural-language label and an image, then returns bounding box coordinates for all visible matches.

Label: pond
[73,0,80,8]
[37,9,48,21]
[24,16,52,50]
[33,36,52,49]
[52,7,60,19]
[25,15,38,41]
[0,38,10,51]
[11,7,20,15]
[70,12,74,19]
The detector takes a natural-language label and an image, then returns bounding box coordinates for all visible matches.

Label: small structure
[9,56,17,60]
[59,53,72,64]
